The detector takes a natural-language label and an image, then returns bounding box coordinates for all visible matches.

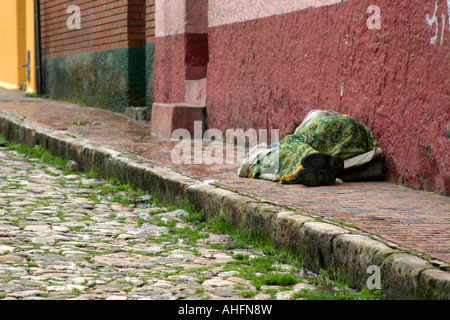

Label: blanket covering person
[240,111,379,186]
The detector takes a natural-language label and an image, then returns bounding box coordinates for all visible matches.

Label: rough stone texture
[332,234,399,289]
[0,146,335,301]
[125,107,149,121]
[65,160,80,172]
[185,183,241,220]
[417,269,450,300]
[240,202,281,238]
[381,254,435,300]
[151,103,206,138]
[298,222,350,273]
[206,0,450,195]
[270,211,314,254]
[186,183,281,239]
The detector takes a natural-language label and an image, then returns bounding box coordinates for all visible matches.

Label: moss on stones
[43,47,150,112]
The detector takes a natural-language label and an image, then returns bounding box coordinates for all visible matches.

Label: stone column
[152,0,208,137]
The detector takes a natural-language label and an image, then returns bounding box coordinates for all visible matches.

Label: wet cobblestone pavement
[0,145,340,301]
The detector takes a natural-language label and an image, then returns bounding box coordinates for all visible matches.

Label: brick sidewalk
[0,88,449,265]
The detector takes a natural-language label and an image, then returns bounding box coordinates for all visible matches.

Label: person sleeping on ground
[237,110,384,187]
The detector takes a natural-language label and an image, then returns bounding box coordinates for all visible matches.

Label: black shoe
[295,167,337,187]
[301,153,344,176]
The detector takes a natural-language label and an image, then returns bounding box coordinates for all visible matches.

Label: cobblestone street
[0,144,346,301]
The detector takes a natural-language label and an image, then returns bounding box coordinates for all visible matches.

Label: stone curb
[0,111,448,300]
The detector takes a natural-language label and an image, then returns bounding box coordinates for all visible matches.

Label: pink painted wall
[154,0,208,103]
[206,0,450,194]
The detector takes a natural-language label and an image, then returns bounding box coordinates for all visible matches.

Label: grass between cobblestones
[0,134,385,300]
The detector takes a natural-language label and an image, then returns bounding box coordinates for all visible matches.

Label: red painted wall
[154,33,209,103]
[206,0,450,195]
[154,34,187,103]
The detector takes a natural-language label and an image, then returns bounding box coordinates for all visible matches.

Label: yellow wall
[0,0,36,93]
[25,0,36,93]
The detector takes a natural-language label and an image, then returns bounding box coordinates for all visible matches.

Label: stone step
[150,102,206,138]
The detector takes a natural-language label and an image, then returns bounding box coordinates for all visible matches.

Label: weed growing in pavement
[0,136,385,300]
[3,140,69,173]
[174,206,384,300]
[292,286,385,300]
[25,92,49,99]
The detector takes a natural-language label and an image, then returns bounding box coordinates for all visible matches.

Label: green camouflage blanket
[249,114,378,184]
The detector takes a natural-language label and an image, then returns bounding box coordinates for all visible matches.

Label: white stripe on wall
[155,0,345,37]
[208,0,344,27]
